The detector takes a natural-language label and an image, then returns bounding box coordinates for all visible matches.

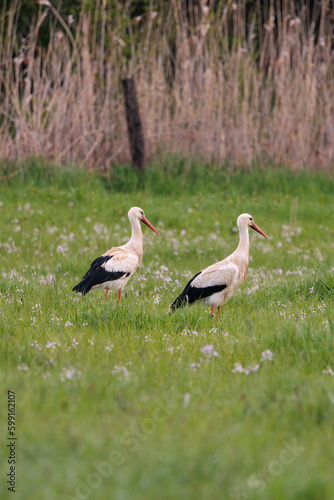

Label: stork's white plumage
[73,207,159,303]
[171,213,268,318]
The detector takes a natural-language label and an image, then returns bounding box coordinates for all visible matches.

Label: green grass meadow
[1,160,334,500]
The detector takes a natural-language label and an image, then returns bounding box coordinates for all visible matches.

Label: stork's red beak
[141,216,160,235]
[250,222,268,239]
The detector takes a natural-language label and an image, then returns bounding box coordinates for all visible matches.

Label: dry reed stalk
[0,1,333,171]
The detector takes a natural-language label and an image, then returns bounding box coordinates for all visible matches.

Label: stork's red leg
[117,289,122,304]
[105,289,109,301]
[216,305,221,320]
[210,305,215,316]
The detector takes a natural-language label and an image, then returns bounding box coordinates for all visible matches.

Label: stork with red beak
[73,207,159,303]
[171,213,268,318]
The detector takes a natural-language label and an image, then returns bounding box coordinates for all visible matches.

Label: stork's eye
[249,217,253,221]
[140,211,144,216]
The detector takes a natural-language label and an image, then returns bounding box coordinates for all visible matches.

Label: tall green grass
[0,161,333,500]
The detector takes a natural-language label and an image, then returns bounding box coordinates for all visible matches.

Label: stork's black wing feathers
[72,254,130,295]
[171,271,227,310]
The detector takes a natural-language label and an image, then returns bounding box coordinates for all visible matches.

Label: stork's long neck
[230,221,251,283]
[127,217,143,262]
[235,223,250,258]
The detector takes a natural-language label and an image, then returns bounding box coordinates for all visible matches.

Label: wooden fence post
[122,77,145,171]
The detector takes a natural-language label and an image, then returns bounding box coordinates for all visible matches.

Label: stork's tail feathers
[170,271,227,312]
[72,279,92,295]
[170,271,202,312]
[171,293,189,311]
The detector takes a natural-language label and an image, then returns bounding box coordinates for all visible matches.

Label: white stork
[171,213,268,318]
[73,207,159,303]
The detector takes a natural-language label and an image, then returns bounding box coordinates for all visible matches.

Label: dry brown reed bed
[0,1,334,172]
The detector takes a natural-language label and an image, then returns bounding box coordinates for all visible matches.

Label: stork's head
[128,207,159,235]
[237,213,268,239]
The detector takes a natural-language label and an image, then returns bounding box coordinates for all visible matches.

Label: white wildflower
[60,367,81,381]
[200,345,219,357]
[261,349,273,361]
[17,364,29,371]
